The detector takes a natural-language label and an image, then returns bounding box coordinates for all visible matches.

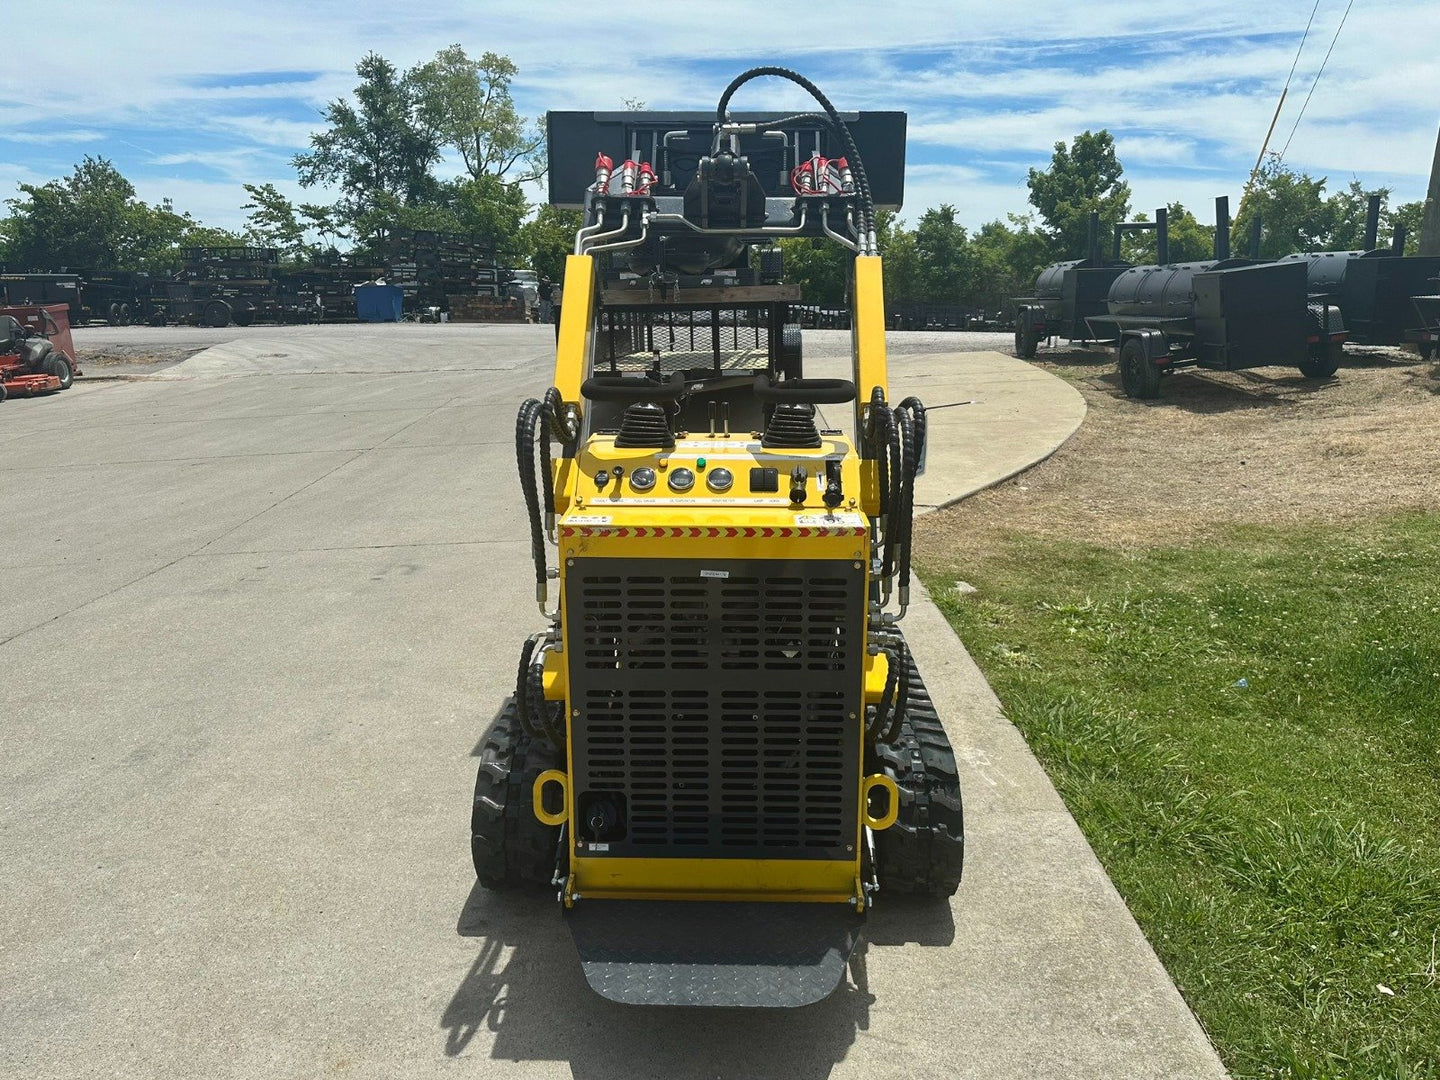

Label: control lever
[823,459,843,508]
[788,465,808,504]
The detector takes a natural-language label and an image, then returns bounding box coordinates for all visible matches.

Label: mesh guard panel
[567,558,864,860]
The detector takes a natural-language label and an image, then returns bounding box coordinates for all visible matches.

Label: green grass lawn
[925,512,1440,1080]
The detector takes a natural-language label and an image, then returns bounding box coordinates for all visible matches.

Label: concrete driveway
[0,324,1224,1078]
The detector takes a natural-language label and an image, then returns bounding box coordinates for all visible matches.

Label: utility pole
[1421,121,1440,256]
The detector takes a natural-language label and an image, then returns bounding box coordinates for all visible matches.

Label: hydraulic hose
[893,397,927,603]
[527,642,565,748]
[516,387,580,607]
[868,636,910,745]
[893,406,916,605]
[515,398,550,599]
[515,635,540,739]
[714,66,877,249]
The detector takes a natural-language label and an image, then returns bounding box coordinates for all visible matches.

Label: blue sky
[2,1,1436,239]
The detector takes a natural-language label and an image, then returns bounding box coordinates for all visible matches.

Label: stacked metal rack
[383,229,505,313]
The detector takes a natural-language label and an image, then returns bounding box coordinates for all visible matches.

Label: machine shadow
[448,691,959,1076]
[443,884,875,1080]
[468,700,513,757]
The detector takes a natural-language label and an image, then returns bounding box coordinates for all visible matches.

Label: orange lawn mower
[0,305,80,402]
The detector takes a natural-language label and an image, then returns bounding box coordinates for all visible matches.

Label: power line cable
[1245,0,1321,188]
[1280,0,1357,160]
[1286,0,1323,86]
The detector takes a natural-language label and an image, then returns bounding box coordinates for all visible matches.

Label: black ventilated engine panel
[566,559,864,860]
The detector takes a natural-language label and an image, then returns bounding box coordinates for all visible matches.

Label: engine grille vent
[567,559,863,859]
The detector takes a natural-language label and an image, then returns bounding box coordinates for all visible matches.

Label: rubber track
[471,702,562,889]
[874,653,965,897]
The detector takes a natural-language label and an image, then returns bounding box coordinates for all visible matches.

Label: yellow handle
[532,769,569,826]
[861,775,900,831]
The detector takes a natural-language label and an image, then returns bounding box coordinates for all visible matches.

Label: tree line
[0,50,1425,307]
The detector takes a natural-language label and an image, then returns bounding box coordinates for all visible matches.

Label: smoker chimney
[1088,211,1100,263]
[1214,196,1231,260]
[1363,193,1382,251]
[1248,215,1263,259]
[1156,207,1169,265]
[1391,223,1407,256]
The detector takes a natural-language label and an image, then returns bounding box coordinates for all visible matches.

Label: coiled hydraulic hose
[892,397,926,608]
[863,389,926,613]
[714,66,878,250]
[868,635,911,745]
[515,387,581,610]
[515,635,564,748]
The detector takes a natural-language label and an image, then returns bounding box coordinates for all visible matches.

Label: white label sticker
[795,513,866,527]
[699,569,730,579]
[589,842,610,852]
[567,515,613,525]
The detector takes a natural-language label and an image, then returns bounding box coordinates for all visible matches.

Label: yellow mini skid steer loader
[472,68,962,1007]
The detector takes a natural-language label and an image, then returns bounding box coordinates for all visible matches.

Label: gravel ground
[919,342,1440,563]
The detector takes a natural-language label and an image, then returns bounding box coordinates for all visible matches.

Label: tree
[878,211,920,305]
[448,173,529,256]
[0,156,228,272]
[1232,156,1332,257]
[3,157,141,269]
[293,52,444,245]
[777,236,849,306]
[410,46,545,185]
[242,183,307,262]
[1121,203,1214,263]
[968,215,1052,309]
[1027,130,1131,260]
[298,202,348,251]
[912,204,972,304]
[519,205,582,282]
[1391,201,1425,253]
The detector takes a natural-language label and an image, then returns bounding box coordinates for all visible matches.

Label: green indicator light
[696,457,707,469]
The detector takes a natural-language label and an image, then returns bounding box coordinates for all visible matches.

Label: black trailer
[1412,281,1440,358]
[1084,197,1345,398]
[78,270,154,325]
[0,273,84,324]
[1011,211,1134,358]
[1281,198,1440,353]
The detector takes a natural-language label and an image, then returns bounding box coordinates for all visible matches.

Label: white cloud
[0,0,1433,232]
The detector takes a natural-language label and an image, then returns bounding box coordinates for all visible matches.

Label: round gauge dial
[668,467,696,492]
[630,466,657,492]
[706,467,734,492]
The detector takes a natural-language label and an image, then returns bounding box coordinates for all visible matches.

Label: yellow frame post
[851,254,890,432]
[552,253,597,403]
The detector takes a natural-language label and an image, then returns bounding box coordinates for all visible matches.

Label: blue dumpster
[354,283,403,322]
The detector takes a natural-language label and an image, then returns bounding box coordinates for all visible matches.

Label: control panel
[570,435,865,514]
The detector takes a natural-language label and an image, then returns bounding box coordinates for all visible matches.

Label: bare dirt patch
[918,344,1440,562]
[74,342,206,371]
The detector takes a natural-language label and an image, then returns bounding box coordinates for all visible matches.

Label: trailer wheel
[232,309,255,328]
[1420,342,1435,361]
[1298,341,1341,379]
[0,380,8,403]
[204,301,232,328]
[119,304,133,326]
[1014,322,1038,359]
[1119,338,1161,399]
[45,354,74,391]
[107,303,121,327]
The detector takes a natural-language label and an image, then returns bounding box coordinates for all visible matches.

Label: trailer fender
[1017,304,1047,334]
[1120,327,1170,364]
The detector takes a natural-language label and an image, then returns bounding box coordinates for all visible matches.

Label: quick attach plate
[567,900,862,1007]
